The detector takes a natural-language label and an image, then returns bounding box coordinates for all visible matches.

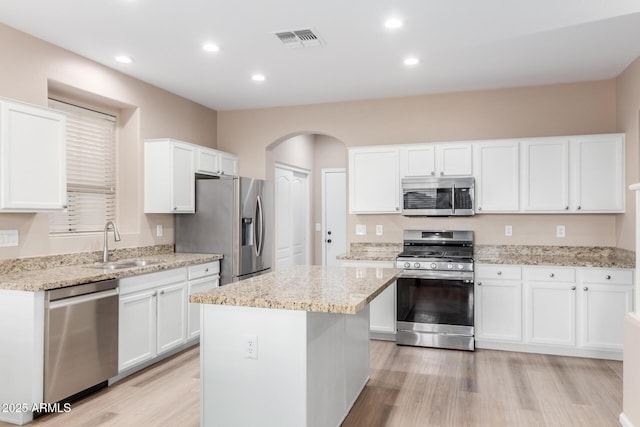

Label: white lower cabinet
[476,264,634,360]
[475,265,522,342]
[578,269,634,350]
[187,262,220,340]
[118,267,191,372]
[338,260,396,338]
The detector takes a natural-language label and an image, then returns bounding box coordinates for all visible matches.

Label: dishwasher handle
[48,288,119,310]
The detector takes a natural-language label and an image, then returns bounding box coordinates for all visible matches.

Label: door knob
[326,239,332,243]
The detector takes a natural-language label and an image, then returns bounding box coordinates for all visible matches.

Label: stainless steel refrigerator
[175,176,273,284]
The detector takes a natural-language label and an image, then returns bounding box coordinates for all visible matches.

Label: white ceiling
[2,0,640,111]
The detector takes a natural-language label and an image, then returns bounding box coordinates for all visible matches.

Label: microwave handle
[452,184,456,214]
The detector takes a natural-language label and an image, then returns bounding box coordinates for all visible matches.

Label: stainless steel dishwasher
[44,279,119,404]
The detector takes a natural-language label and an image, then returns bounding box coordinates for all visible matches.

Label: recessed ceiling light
[202,43,220,53]
[251,74,266,82]
[384,18,403,29]
[403,57,420,66]
[115,55,133,64]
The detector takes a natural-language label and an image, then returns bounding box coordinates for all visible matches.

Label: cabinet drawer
[188,262,220,280]
[579,268,633,285]
[523,267,575,282]
[475,264,521,280]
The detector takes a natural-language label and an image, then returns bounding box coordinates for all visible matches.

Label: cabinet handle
[205,268,209,272]
[477,282,482,286]
[478,206,482,211]
[549,273,555,278]
[160,290,165,295]
[173,206,178,211]
[571,286,576,290]
[605,275,611,280]
[497,271,502,276]
[440,171,444,176]
[565,206,569,210]
[577,206,582,210]
[430,171,435,176]
[583,287,588,291]
[395,207,400,211]
[153,291,157,297]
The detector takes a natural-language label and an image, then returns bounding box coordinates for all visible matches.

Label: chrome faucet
[103,221,121,263]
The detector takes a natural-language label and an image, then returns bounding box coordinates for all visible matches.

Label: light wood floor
[2,341,622,427]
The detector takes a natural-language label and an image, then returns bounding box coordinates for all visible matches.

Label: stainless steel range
[396,230,475,351]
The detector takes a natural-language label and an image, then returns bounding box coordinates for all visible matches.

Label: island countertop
[190,265,401,314]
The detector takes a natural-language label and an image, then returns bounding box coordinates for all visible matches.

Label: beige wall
[218,80,621,247]
[0,23,217,260]
[615,55,640,251]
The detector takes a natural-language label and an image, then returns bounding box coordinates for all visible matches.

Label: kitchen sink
[86,259,160,270]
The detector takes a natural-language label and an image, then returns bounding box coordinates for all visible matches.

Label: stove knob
[458,264,464,270]
[430,263,437,269]
[403,262,411,268]
[447,263,453,269]
[413,262,421,268]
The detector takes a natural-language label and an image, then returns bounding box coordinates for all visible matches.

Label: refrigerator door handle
[256,194,265,257]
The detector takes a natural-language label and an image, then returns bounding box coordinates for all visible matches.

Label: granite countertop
[0,251,222,292]
[336,243,635,269]
[190,265,401,314]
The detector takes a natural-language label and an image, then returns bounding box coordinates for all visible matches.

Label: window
[48,99,117,234]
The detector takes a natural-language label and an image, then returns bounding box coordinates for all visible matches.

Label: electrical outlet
[376,225,383,236]
[556,225,566,238]
[315,223,321,232]
[156,224,163,237]
[245,335,258,360]
[505,225,512,237]
[355,224,366,235]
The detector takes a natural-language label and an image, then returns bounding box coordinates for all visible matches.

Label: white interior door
[275,165,309,270]
[323,169,347,266]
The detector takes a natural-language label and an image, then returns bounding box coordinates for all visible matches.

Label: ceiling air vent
[274,29,323,48]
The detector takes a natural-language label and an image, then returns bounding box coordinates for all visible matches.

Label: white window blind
[48,99,117,234]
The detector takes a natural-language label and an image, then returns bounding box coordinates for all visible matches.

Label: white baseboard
[475,340,623,360]
[620,412,635,427]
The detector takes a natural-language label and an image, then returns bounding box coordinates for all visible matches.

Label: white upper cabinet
[399,143,472,177]
[474,140,519,212]
[196,147,238,176]
[144,138,195,213]
[521,138,570,212]
[570,134,624,212]
[0,98,67,211]
[349,146,400,214]
[219,151,238,176]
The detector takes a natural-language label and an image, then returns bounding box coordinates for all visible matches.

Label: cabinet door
[171,143,195,213]
[475,280,522,342]
[521,139,569,212]
[348,147,400,214]
[0,100,67,210]
[196,147,220,175]
[157,282,188,354]
[570,135,624,212]
[525,282,576,346]
[188,275,220,340]
[119,290,157,372]
[436,143,472,176]
[399,144,435,177]
[474,141,519,212]
[220,151,238,176]
[579,284,633,350]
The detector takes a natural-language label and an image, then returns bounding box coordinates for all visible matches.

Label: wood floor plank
[0,341,622,427]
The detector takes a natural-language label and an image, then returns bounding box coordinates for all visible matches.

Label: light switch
[315,223,321,232]
[0,230,19,247]
[156,224,163,237]
[355,224,366,235]
[505,225,512,237]
[556,225,566,238]
[376,225,383,236]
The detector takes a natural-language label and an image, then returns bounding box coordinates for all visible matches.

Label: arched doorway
[265,133,347,268]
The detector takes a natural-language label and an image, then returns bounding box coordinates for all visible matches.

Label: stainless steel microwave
[401,176,475,216]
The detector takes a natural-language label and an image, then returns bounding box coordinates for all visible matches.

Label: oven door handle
[451,183,455,214]
[397,271,474,281]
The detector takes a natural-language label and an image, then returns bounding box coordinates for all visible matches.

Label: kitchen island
[189,265,400,427]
